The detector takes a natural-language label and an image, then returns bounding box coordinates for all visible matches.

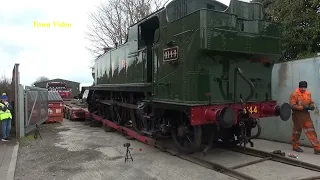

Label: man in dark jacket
[0,93,13,141]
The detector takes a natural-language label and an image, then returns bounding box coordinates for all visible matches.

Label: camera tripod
[124,146,133,163]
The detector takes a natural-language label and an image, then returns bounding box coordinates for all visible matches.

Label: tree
[0,74,12,100]
[252,0,320,60]
[32,76,49,86]
[85,0,168,58]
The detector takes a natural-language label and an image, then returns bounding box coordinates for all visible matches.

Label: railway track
[153,142,320,180]
[85,112,320,180]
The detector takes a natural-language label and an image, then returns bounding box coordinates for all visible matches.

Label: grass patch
[19,134,35,145]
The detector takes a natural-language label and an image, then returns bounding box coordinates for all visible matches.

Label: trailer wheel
[67,110,71,120]
[64,109,67,118]
[69,111,73,121]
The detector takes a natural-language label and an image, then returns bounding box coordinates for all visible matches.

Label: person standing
[289,81,320,154]
[0,93,12,141]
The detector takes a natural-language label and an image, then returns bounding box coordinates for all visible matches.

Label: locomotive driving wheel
[171,113,202,153]
[110,105,128,125]
[131,109,145,134]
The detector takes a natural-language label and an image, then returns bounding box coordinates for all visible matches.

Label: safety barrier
[24,86,48,134]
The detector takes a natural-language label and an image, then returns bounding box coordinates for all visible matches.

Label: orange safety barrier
[47,101,64,123]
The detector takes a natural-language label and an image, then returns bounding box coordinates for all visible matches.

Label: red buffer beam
[86,110,156,147]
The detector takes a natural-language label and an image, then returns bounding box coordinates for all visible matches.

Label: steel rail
[156,143,320,180]
[230,146,320,172]
[155,144,258,180]
[86,109,320,179]
[179,154,258,180]
[295,176,320,180]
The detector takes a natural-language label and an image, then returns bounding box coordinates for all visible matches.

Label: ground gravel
[15,123,102,180]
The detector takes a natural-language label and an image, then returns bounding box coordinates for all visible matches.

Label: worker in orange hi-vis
[289,81,320,154]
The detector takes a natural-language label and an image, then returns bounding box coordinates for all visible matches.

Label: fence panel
[24,86,48,134]
[8,63,20,137]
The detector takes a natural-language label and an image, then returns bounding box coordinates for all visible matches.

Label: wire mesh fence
[24,86,48,134]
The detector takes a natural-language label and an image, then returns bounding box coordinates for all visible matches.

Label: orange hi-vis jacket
[289,88,314,116]
[289,88,320,150]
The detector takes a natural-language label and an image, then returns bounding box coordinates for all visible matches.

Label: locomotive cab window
[138,16,160,49]
[166,0,228,22]
[207,4,215,10]
[138,16,160,83]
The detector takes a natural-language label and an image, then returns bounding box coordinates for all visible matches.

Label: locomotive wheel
[171,123,202,153]
[110,106,127,125]
[103,123,114,132]
[129,96,146,135]
[131,110,144,134]
[98,104,104,117]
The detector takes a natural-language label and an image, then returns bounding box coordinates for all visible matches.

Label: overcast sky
[0,0,242,88]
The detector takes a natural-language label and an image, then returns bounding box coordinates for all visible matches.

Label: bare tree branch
[0,74,12,101]
[85,0,166,61]
[32,76,49,86]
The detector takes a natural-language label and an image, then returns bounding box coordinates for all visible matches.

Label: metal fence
[24,86,48,134]
[11,64,20,137]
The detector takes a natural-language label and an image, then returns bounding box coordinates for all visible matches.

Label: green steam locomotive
[86,0,291,153]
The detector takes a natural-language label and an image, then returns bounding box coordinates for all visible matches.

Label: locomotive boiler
[86,0,292,153]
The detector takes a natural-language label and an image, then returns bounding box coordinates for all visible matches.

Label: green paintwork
[94,0,281,104]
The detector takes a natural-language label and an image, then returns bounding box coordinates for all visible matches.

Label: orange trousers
[292,113,320,150]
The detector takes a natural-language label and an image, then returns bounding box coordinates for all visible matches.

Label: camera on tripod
[123,142,133,162]
[123,143,130,148]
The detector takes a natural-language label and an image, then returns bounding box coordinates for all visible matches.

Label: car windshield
[47,83,67,90]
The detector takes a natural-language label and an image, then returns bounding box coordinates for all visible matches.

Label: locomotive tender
[86,0,292,153]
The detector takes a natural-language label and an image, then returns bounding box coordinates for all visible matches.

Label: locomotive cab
[138,16,160,83]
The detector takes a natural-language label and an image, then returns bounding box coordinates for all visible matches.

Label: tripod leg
[34,125,42,139]
[125,149,129,163]
[38,127,42,139]
[128,149,133,161]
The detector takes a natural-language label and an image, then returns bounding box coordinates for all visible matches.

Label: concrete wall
[254,56,320,147]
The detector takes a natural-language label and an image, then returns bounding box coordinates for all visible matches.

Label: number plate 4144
[243,106,258,114]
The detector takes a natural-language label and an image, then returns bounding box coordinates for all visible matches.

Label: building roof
[34,78,80,85]
[27,91,63,102]
[48,91,63,102]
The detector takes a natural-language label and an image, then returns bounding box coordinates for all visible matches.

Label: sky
[0,0,238,88]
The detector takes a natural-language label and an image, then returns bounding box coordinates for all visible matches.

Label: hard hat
[0,93,8,100]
